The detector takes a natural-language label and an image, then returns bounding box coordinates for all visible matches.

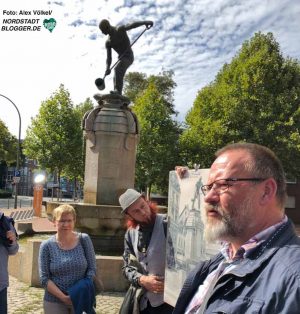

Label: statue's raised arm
[123,20,153,31]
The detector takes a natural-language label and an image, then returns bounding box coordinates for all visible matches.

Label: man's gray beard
[201,197,253,243]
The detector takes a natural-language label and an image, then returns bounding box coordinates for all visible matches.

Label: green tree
[0,120,18,190]
[74,97,95,120]
[23,85,82,194]
[124,70,177,113]
[133,82,181,195]
[180,32,300,176]
[62,98,94,197]
[123,72,148,103]
[0,119,17,164]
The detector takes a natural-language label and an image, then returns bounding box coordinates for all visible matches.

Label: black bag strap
[79,233,104,294]
[79,232,88,258]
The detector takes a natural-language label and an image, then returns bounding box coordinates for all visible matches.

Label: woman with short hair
[38,204,96,313]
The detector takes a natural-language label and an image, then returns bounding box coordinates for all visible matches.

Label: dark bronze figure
[97,19,153,95]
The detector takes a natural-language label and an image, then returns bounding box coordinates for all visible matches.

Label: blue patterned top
[38,232,96,303]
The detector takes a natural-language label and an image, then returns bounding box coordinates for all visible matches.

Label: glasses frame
[57,219,74,225]
[201,177,267,196]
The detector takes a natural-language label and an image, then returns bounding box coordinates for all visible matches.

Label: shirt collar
[221,215,288,262]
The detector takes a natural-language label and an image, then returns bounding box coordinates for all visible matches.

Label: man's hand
[145,21,153,29]
[139,275,164,294]
[105,68,111,76]
[175,166,189,179]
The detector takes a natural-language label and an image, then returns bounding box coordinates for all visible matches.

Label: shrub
[0,189,12,198]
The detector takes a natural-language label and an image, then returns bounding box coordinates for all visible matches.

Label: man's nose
[204,187,220,203]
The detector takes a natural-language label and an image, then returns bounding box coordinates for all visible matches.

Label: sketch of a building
[164,169,219,306]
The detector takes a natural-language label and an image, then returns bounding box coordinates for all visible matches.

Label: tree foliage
[63,98,94,182]
[132,80,181,195]
[74,98,95,121]
[23,85,85,185]
[180,32,300,176]
[123,72,148,103]
[124,70,177,113]
[0,119,17,164]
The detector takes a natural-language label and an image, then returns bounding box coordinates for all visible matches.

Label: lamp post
[0,94,21,209]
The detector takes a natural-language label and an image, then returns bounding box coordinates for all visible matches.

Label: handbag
[119,254,145,314]
[119,284,143,314]
[79,233,104,295]
[119,284,135,314]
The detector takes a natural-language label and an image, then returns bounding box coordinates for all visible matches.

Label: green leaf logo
[43,18,56,32]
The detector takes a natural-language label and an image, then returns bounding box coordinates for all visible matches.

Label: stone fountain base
[46,202,126,255]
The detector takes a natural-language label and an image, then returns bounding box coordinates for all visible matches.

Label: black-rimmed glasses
[201,178,267,196]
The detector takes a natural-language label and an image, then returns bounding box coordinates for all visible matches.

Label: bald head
[99,19,111,35]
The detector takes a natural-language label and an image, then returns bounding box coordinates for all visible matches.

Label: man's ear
[259,178,277,205]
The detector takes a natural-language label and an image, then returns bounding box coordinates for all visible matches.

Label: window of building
[286,175,297,184]
[285,196,296,209]
[7,175,13,182]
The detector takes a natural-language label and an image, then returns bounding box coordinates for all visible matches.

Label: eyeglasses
[57,219,74,224]
[201,178,267,196]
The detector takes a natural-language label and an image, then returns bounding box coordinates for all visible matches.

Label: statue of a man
[99,19,153,95]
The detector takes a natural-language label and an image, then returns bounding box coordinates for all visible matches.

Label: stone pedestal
[83,94,139,205]
[46,201,167,254]
[46,201,126,254]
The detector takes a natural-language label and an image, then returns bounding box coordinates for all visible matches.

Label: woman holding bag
[39,204,96,314]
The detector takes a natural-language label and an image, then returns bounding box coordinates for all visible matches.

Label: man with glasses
[174,142,300,313]
[119,189,173,313]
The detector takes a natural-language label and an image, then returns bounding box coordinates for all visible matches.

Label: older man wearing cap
[119,189,173,314]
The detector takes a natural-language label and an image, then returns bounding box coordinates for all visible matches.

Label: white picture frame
[164,169,220,306]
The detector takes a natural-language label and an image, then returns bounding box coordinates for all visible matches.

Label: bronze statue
[97,19,153,95]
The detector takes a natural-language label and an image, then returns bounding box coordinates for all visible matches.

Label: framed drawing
[164,168,220,306]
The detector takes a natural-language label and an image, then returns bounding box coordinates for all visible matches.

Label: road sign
[47,183,59,188]
[15,170,20,177]
[13,176,20,183]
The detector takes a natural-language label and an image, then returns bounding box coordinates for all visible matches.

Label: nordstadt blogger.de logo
[1,9,56,32]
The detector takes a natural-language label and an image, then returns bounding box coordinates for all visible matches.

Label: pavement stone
[8,275,125,314]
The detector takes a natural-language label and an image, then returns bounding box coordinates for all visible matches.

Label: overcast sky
[0,0,300,138]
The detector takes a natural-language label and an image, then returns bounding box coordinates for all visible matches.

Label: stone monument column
[83,94,139,205]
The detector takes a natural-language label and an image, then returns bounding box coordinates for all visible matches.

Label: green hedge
[0,189,12,198]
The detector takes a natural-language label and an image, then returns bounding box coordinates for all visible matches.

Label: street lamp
[0,94,21,209]
[34,173,46,184]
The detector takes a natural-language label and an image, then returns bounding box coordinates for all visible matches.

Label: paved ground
[8,275,125,314]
